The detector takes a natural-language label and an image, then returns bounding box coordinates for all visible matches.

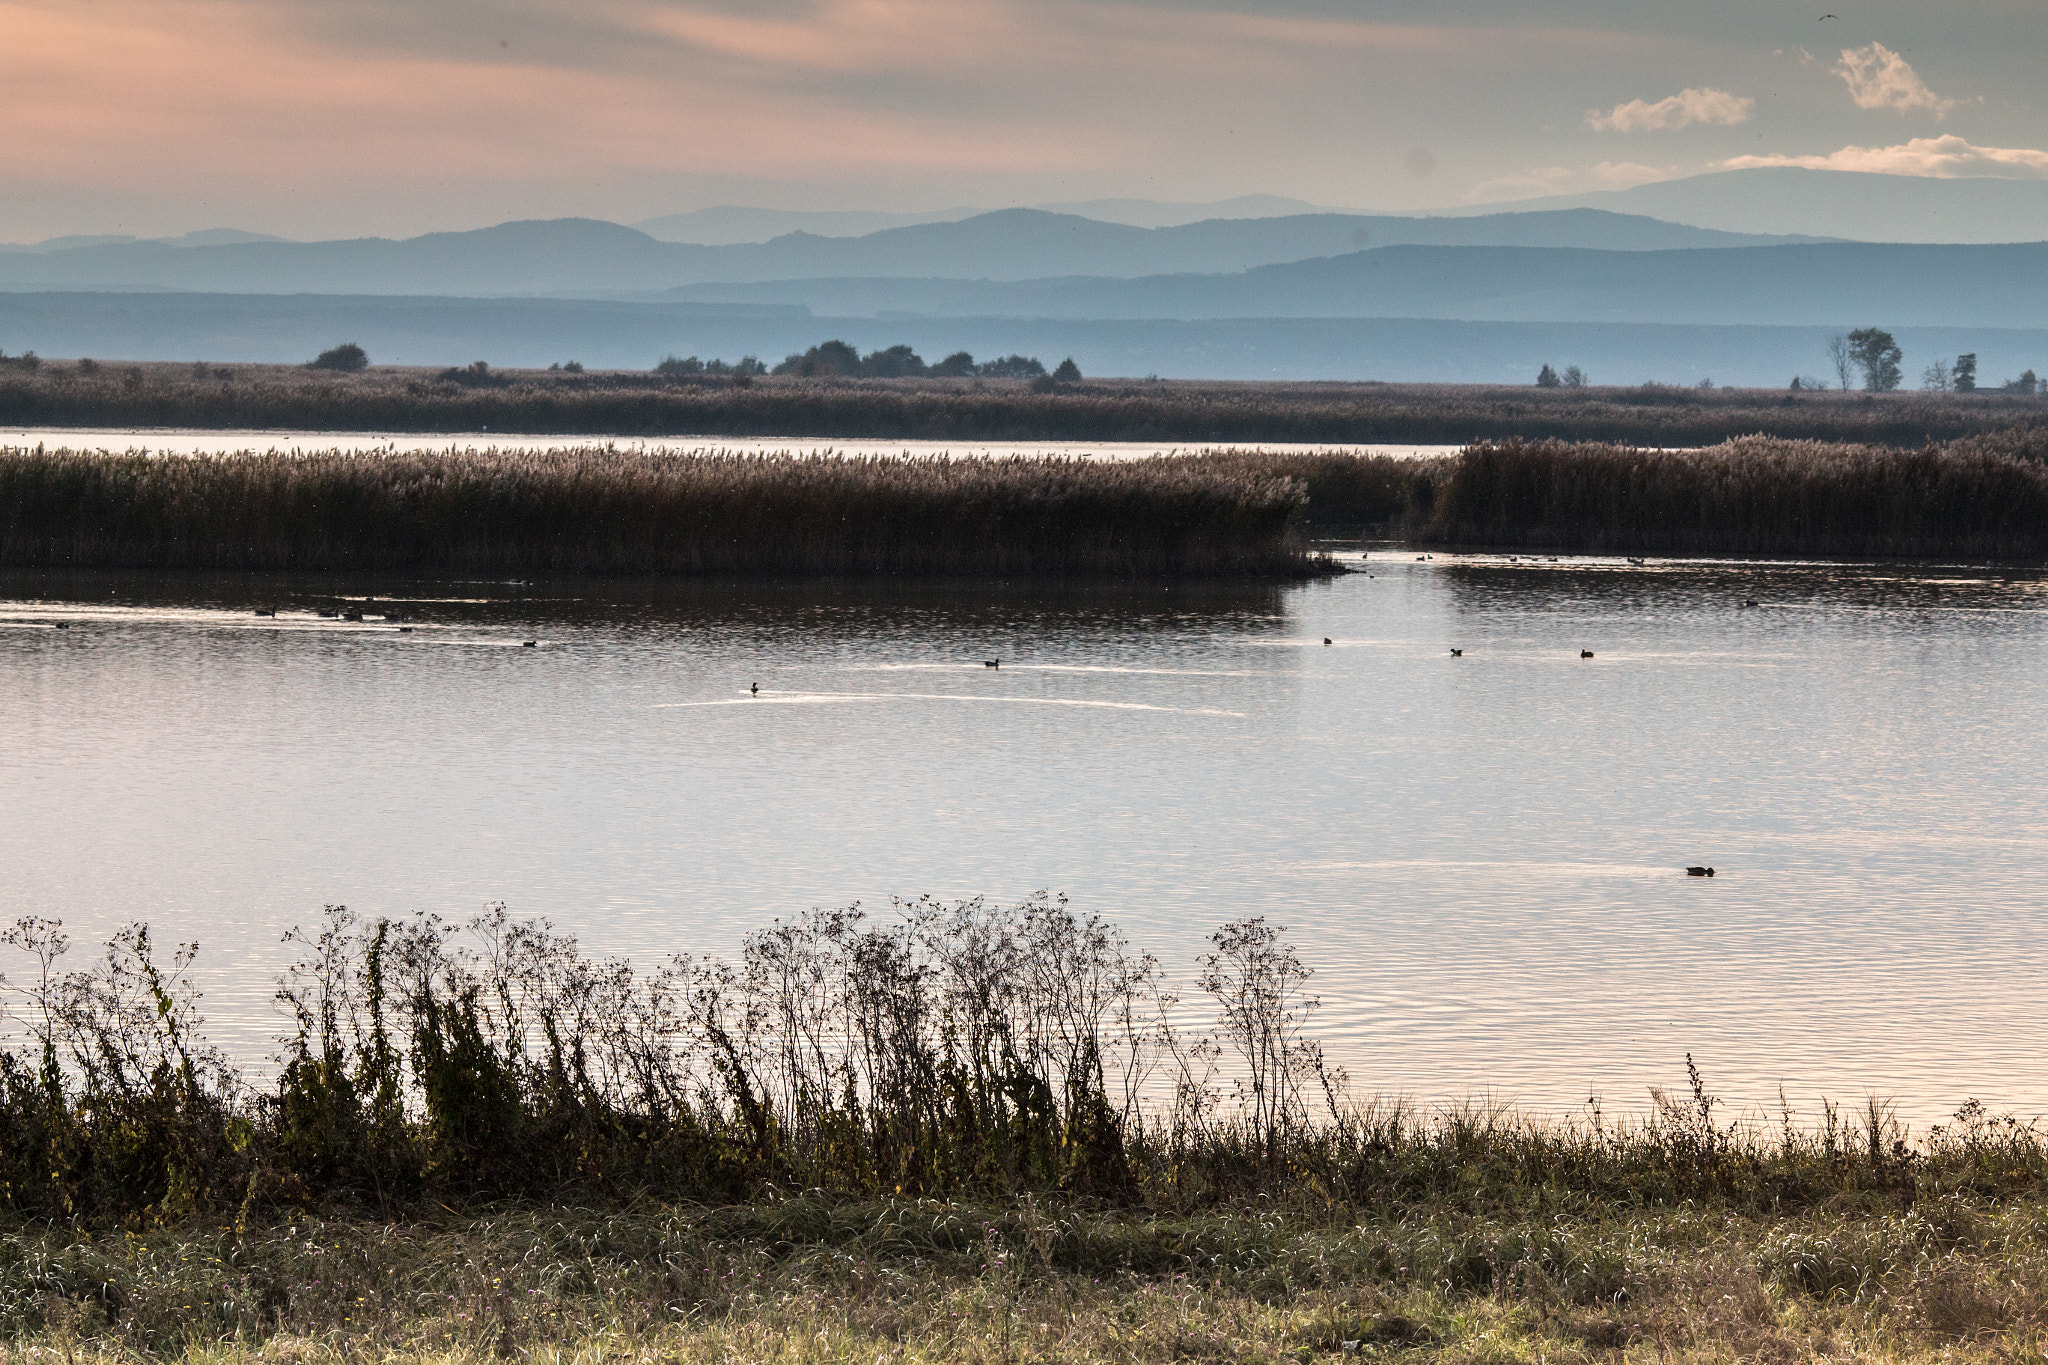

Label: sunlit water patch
[2,556,2044,1126]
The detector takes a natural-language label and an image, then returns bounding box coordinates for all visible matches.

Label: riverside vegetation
[3,902,2047,1364]
[6,359,2048,445]
[4,427,2047,572]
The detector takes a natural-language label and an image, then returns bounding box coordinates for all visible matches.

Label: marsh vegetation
[0,445,1313,576]
[3,904,2045,1363]
[6,361,2048,445]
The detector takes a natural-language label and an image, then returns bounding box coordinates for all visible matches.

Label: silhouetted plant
[308,343,369,373]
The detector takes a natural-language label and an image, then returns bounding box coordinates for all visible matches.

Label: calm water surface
[4,556,2044,1125]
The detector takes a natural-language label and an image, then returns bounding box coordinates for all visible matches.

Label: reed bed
[0,447,1311,576]
[6,361,2048,445]
[4,432,2044,570]
[5,905,2047,1362]
[1417,433,2048,558]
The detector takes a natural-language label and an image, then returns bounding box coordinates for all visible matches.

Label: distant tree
[1953,353,1977,392]
[309,342,369,373]
[1052,357,1082,383]
[2004,369,2038,394]
[655,355,703,375]
[1789,375,1828,391]
[0,348,39,371]
[1029,374,1058,393]
[1825,334,1853,390]
[773,340,862,376]
[931,351,977,377]
[436,360,500,387]
[76,357,99,375]
[1921,357,1953,392]
[1847,327,1903,391]
[1535,363,1560,387]
[733,355,766,376]
[860,344,926,377]
[560,361,583,373]
[979,354,1047,379]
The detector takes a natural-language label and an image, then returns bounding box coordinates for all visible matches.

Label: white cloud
[1723,135,2048,179]
[1586,87,1752,132]
[1833,42,1955,116]
[1466,160,1672,202]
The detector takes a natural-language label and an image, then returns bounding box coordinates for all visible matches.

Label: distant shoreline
[5,362,2048,446]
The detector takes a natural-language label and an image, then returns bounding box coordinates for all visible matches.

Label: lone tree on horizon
[1848,328,1903,392]
[309,342,368,373]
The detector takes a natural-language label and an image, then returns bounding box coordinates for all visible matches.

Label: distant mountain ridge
[1457,168,2048,245]
[661,241,2048,329]
[0,228,289,255]
[631,195,1345,243]
[0,208,1828,296]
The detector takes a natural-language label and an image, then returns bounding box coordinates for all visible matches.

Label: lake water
[1,429,1461,461]
[4,554,2045,1128]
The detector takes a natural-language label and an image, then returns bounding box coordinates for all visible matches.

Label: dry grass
[0,446,1312,576]
[1417,432,2048,558]
[5,361,2048,445]
[4,1195,2046,1363]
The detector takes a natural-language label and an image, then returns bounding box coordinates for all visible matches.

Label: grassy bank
[9,1189,2048,1363]
[5,361,2048,445]
[0,447,1311,576]
[3,905,2046,1362]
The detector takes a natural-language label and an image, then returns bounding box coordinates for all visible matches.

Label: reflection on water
[3,557,2044,1126]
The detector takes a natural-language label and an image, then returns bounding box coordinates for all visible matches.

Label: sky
[4,0,2046,241]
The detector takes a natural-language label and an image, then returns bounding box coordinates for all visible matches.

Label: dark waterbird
[750,682,758,694]
[253,609,275,617]
[1323,637,1332,645]
[1580,649,1594,658]
[1687,866,1716,877]
[521,640,537,647]
[984,659,1000,667]
[1450,648,1462,656]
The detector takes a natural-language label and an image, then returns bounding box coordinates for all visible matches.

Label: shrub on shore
[3,903,2044,1231]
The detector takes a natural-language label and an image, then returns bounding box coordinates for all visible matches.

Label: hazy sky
[5,0,2044,240]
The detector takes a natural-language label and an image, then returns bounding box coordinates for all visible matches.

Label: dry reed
[0,446,1311,576]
